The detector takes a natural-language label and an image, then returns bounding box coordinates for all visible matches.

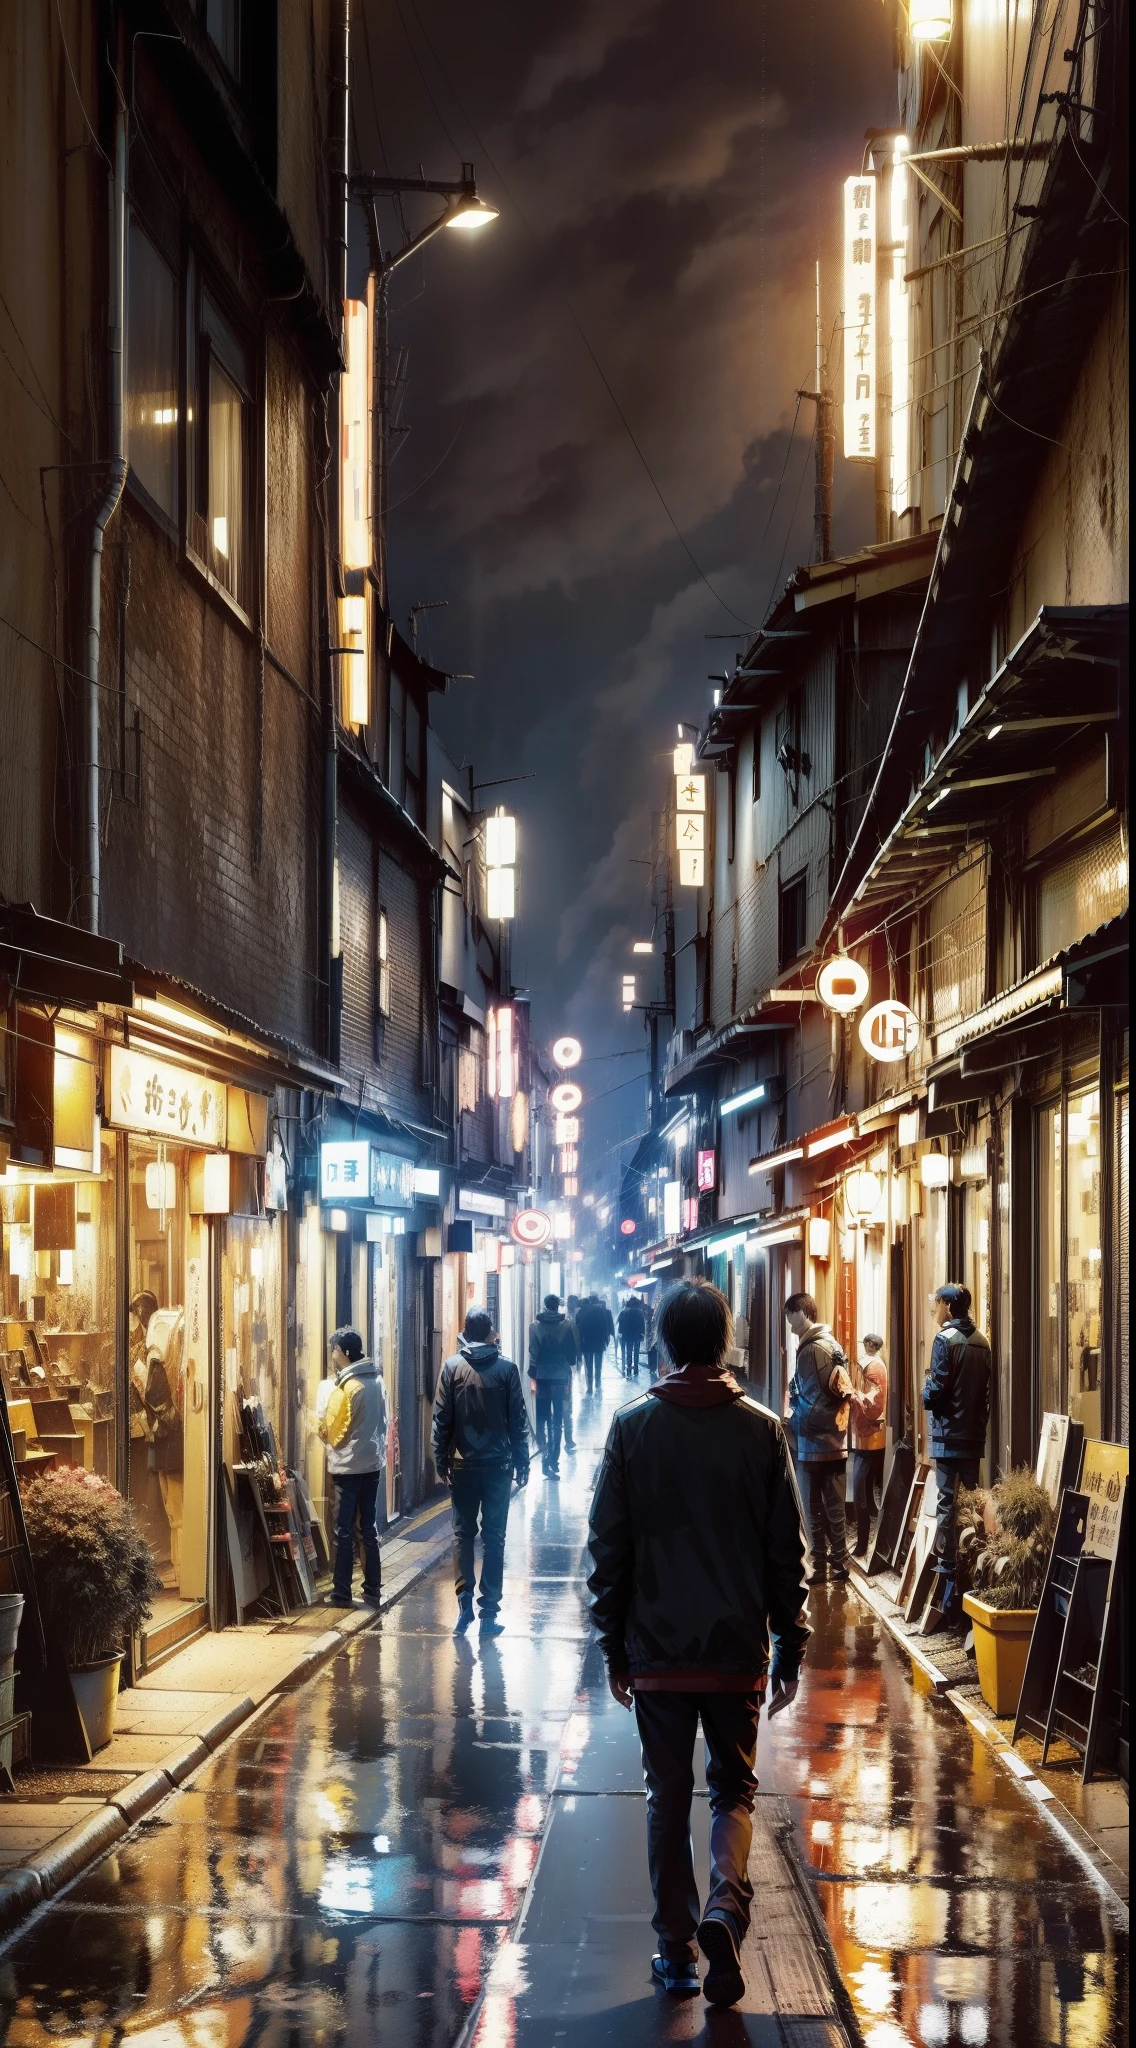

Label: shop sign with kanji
[320,1139,371,1200]
[108,1044,227,1148]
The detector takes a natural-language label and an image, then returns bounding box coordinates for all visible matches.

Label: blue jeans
[333,1470,382,1601]
[450,1462,514,1614]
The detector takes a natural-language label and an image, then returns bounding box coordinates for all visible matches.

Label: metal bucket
[69,1652,123,1754]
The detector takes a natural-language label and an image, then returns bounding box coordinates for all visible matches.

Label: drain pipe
[86,100,128,933]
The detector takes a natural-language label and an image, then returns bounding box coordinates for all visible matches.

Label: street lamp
[348,163,497,604]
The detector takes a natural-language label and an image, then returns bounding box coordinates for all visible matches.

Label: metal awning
[847,607,1125,915]
[0,902,134,1008]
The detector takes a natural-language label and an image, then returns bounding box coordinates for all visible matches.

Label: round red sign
[511,1209,553,1249]
[620,1219,636,1236]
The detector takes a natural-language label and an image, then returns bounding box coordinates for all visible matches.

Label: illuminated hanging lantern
[908,0,952,40]
[845,1168,882,1220]
[816,956,870,1016]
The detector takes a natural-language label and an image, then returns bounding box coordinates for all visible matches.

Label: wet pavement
[0,1368,1128,2046]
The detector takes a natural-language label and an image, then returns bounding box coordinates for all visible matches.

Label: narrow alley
[0,1369,1125,2046]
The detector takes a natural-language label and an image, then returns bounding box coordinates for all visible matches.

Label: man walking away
[923,1283,992,1623]
[786,1293,853,1584]
[617,1294,646,1376]
[850,1334,888,1558]
[576,1294,611,1393]
[432,1308,531,1634]
[318,1327,388,1609]
[588,1280,809,2007]
[528,1294,578,1477]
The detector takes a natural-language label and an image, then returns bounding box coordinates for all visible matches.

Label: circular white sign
[551,1035,583,1069]
[511,1209,552,1248]
[858,999,921,1064]
[816,956,870,1016]
[550,1081,583,1113]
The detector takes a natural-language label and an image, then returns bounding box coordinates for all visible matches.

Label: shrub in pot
[22,1468,162,1751]
[961,1469,1055,1718]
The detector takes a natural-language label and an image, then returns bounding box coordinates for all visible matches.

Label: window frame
[124,210,183,534]
[186,270,257,626]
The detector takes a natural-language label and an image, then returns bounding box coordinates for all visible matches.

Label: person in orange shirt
[850,1334,888,1558]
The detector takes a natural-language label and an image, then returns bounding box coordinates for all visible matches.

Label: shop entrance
[128,1140,210,1665]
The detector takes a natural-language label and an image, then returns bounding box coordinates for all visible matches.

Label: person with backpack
[588,1280,810,2007]
[617,1294,647,1376]
[785,1292,854,1584]
[923,1283,992,1620]
[528,1294,579,1477]
[317,1326,388,1609]
[432,1307,532,1634]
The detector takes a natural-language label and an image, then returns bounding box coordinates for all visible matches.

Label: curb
[848,1567,951,1692]
[849,1573,1129,1917]
[0,1516,454,1949]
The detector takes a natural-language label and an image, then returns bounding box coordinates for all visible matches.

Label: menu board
[1079,1439,1129,1560]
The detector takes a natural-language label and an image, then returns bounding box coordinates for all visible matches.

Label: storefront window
[1065,1086,1102,1435]
[1035,1084,1102,1436]
[222,1215,285,1466]
[1,1141,117,1480]
[1037,1102,1062,1420]
[296,1200,330,1538]
[128,1139,208,1608]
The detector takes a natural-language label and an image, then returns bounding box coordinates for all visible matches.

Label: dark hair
[464,1308,493,1342]
[863,1332,885,1351]
[657,1280,732,1369]
[544,1293,560,1310]
[130,1290,159,1327]
[331,1326,363,1362]
[784,1291,818,1321]
[935,1283,971,1315]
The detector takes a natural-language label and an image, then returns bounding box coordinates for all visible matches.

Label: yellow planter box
[963,1593,1037,1718]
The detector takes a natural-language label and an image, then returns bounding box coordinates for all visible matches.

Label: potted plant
[21,1468,162,1753]
[960,1468,1055,1718]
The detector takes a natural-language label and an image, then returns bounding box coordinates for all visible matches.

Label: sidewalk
[851,1559,1129,1905]
[0,1494,453,1933]
[465,1635,852,2047]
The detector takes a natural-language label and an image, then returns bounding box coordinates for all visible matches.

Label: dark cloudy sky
[350,0,894,1191]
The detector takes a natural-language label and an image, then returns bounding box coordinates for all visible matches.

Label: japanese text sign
[675,774,707,813]
[321,1140,370,1200]
[843,174,876,462]
[371,1149,416,1208]
[109,1045,226,1149]
[1080,1440,1128,1560]
[697,1148,717,1192]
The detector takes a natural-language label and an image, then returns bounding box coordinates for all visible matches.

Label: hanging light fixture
[845,1168,883,1220]
[909,0,952,41]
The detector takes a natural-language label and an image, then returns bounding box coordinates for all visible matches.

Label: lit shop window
[125,218,179,520]
[377,909,391,1019]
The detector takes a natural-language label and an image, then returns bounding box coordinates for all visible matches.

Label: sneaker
[361,1590,382,1609]
[830,1566,851,1583]
[479,1616,505,1637]
[326,1592,355,1608]
[453,1593,475,1634]
[546,1467,560,1480]
[697,1911,745,2007]
[651,1954,699,1997]
[806,1568,828,1587]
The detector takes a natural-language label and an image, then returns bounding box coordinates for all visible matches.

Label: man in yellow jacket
[317,1326,388,1609]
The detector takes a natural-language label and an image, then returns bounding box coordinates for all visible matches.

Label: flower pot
[963,1593,1037,1718]
[68,1652,123,1753]
[0,1591,25,1675]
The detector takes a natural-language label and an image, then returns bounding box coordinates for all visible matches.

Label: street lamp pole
[349,164,497,608]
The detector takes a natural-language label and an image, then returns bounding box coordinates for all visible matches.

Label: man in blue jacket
[923,1282,992,1620]
[588,1280,809,2008]
[432,1308,531,1634]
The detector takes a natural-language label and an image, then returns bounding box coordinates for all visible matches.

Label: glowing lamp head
[446,193,499,233]
[551,1036,582,1069]
[845,1169,882,1220]
[908,0,952,40]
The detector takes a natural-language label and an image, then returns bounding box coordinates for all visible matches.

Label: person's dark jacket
[922,1317,991,1459]
[432,1338,531,1480]
[528,1310,578,1382]
[576,1299,613,1352]
[788,1324,852,1462]
[588,1366,811,1689]
[617,1301,646,1342]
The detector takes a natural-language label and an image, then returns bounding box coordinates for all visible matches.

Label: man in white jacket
[317,1326,388,1609]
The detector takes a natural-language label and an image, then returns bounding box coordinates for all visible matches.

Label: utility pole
[797,261,835,564]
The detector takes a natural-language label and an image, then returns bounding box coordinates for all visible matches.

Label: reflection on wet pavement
[0,1374,1127,2046]
[761,1589,1128,2048]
